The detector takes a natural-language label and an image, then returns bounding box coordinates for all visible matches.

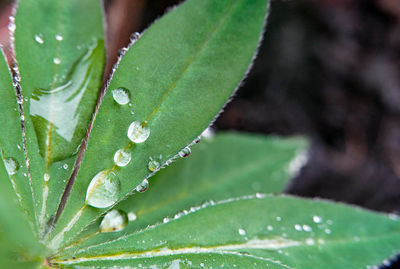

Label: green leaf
[50,0,268,249]
[0,49,37,228]
[14,0,105,233]
[53,195,400,269]
[59,132,306,252]
[0,149,43,268]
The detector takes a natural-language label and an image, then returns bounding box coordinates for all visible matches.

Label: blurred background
[0,0,399,267]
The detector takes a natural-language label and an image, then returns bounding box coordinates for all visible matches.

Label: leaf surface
[0,149,43,269]
[54,195,400,269]
[50,0,268,249]
[0,49,37,227]
[14,0,105,233]
[60,133,306,251]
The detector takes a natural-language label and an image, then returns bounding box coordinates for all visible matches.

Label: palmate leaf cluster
[0,0,399,268]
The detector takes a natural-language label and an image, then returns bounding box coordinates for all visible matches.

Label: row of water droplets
[84,81,192,233]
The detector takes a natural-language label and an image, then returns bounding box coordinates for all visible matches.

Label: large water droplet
[34,33,44,44]
[86,170,121,208]
[30,40,104,163]
[148,158,160,172]
[99,209,128,232]
[4,158,19,175]
[112,88,130,105]
[136,179,149,193]
[179,147,191,158]
[127,121,150,143]
[113,149,131,167]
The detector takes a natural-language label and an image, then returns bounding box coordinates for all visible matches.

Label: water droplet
[276,216,282,221]
[63,163,69,170]
[34,33,44,44]
[86,170,121,208]
[4,158,19,175]
[55,34,63,41]
[267,225,274,231]
[99,209,128,232]
[201,127,215,139]
[163,217,169,223]
[112,88,130,105]
[44,173,50,182]
[53,57,61,65]
[313,215,322,223]
[302,224,312,232]
[130,32,141,42]
[324,228,331,234]
[179,147,191,158]
[148,158,160,172]
[306,238,315,245]
[238,228,246,236]
[294,224,302,231]
[30,40,104,163]
[128,211,137,221]
[136,179,149,193]
[127,121,150,143]
[8,23,15,32]
[113,149,131,167]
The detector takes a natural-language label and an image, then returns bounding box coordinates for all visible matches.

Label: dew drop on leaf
[99,209,128,232]
[313,215,322,223]
[238,228,246,236]
[4,157,19,175]
[34,33,44,44]
[113,149,131,167]
[63,163,69,170]
[148,158,160,172]
[127,121,150,143]
[128,211,137,221]
[55,34,63,41]
[136,179,149,193]
[44,173,50,182]
[112,88,130,105]
[53,57,61,65]
[86,170,121,208]
[178,147,191,158]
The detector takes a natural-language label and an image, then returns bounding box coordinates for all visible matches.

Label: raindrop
[34,34,44,44]
[113,149,131,167]
[130,32,141,42]
[324,228,331,234]
[267,225,274,231]
[53,57,61,65]
[8,23,15,32]
[313,215,322,223]
[302,224,312,232]
[163,217,169,223]
[86,170,121,208]
[179,147,191,158]
[127,121,150,143]
[238,228,246,236]
[112,88,130,105]
[136,179,149,193]
[128,211,137,221]
[44,173,50,182]
[276,216,282,221]
[294,224,302,231]
[4,158,19,175]
[148,158,160,172]
[63,163,69,170]
[55,34,63,41]
[99,209,128,232]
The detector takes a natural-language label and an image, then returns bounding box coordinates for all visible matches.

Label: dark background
[2,0,400,267]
